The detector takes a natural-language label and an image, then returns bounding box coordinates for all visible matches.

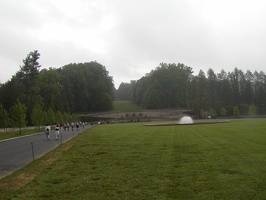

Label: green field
[0,119,266,199]
[0,129,41,141]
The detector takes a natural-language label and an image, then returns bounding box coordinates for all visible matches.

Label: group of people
[44,124,60,140]
[44,122,85,140]
[62,122,85,131]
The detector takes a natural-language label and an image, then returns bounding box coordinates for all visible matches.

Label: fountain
[178,116,194,124]
[145,114,229,126]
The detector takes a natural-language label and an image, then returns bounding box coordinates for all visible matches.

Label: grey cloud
[1,0,266,88]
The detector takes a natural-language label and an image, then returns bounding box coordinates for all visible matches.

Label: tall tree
[55,111,63,124]
[194,70,208,113]
[229,68,241,105]
[17,50,41,124]
[131,77,150,106]
[0,103,9,132]
[233,105,240,117]
[44,108,55,125]
[248,103,257,117]
[207,68,218,109]
[58,62,114,112]
[253,71,266,114]
[31,102,44,131]
[116,82,131,100]
[9,99,27,134]
[0,76,24,111]
[217,69,233,107]
[131,63,193,109]
[244,70,255,105]
[38,69,65,112]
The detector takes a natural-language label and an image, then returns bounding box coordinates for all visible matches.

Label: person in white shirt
[55,124,60,140]
[44,125,51,140]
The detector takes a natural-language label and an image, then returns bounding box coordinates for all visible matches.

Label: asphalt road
[0,125,91,179]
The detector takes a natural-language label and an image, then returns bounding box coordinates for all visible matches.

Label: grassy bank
[0,129,41,141]
[112,101,144,112]
[0,120,266,199]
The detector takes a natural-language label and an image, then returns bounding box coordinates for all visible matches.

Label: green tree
[69,113,79,123]
[116,82,131,100]
[58,62,114,112]
[31,102,44,130]
[143,86,164,109]
[207,69,218,109]
[131,63,193,109]
[229,68,241,105]
[17,50,41,124]
[217,69,233,107]
[243,80,254,105]
[233,105,240,117]
[253,71,266,114]
[63,112,69,123]
[96,93,113,111]
[38,69,65,112]
[0,76,24,111]
[248,103,257,117]
[209,108,217,118]
[9,99,27,134]
[55,111,63,124]
[45,108,55,125]
[130,77,150,106]
[193,70,208,114]
[0,103,9,132]
[220,107,227,117]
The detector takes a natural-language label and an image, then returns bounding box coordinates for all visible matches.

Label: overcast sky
[1,0,266,88]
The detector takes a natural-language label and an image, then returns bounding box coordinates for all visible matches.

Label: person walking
[71,122,74,131]
[44,125,51,140]
[55,124,60,140]
[76,122,79,131]
[67,122,70,131]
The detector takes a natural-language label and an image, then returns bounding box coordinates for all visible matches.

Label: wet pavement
[0,125,91,179]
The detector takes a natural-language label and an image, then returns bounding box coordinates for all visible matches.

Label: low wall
[86,109,191,122]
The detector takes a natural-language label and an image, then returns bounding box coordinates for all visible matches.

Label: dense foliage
[0,51,114,126]
[57,62,114,112]
[1,50,266,128]
[117,63,266,116]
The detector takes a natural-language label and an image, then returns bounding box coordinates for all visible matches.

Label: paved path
[0,125,91,179]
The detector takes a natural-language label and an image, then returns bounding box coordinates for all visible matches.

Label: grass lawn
[0,119,266,199]
[0,129,41,141]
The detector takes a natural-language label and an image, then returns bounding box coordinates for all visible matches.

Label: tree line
[116,63,266,117]
[0,99,79,133]
[1,50,265,129]
[0,50,114,129]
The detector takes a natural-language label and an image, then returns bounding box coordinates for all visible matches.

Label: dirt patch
[0,142,75,194]
[0,172,35,191]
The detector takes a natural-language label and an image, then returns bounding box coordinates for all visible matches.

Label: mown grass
[0,119,266,199]
[0,129,41,141]
[112,101,144,112]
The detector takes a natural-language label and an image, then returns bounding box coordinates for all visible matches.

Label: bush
[248,103,257,117]
[220,107,227,117]
[233,106,240,117]
[209,108,217,118]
